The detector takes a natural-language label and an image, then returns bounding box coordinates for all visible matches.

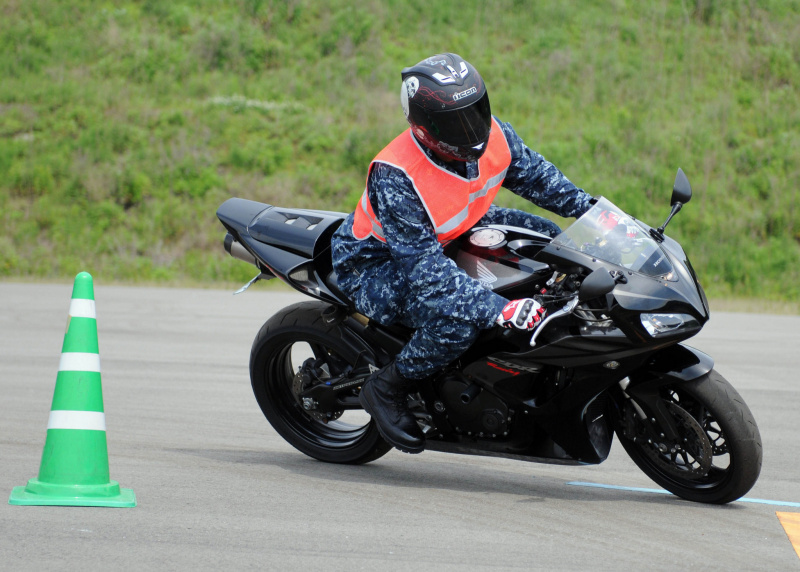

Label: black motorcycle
[216,169,762,504]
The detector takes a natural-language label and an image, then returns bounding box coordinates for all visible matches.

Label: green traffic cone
[9,272,136,507]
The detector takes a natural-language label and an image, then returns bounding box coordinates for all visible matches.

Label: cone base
[9,479,136,507]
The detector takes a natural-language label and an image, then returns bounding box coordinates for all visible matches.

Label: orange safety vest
[352,118,511,244]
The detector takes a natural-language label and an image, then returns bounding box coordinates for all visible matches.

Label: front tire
[250,301,392,464]
[616,369,762,504]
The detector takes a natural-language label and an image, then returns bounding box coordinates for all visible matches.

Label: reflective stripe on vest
[352,118,511,243]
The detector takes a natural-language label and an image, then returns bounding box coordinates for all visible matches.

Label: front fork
[618,344,714,442]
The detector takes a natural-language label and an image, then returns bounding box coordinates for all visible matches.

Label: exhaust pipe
[224,233,257,266]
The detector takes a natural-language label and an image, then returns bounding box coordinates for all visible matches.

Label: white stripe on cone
[47,410,107,431]
[59,352,101,373]
[69,298,97,319]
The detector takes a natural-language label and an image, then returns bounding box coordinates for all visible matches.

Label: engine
[434,373,510,438]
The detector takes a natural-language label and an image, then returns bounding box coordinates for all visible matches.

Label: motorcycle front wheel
[249,301,392,464]
[616,369,762,504]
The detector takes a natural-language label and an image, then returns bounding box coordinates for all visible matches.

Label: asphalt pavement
[1,281,799,570]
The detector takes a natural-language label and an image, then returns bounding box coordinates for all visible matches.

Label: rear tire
[250,301,392,464]
[616,369,762,504]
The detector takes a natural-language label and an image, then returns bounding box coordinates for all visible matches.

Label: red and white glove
[496,298,547,330]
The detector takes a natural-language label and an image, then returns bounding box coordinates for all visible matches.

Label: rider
[331,53,594,454]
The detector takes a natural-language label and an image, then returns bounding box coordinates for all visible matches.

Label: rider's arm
[368,162,507,329]
[496,119,593,219]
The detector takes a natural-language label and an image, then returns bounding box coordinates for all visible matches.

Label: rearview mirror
[579,268,616,303]
[672,168,692,206]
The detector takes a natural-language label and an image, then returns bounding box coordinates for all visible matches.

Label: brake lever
[529,296,580,347]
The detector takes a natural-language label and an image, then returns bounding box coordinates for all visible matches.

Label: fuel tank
[445,225,554,299]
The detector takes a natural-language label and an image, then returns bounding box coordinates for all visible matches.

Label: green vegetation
[1,0,798,300]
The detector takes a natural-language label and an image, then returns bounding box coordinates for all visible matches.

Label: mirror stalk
[650,202,683,242]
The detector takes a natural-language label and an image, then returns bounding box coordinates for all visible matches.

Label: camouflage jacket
[331,118,593,329]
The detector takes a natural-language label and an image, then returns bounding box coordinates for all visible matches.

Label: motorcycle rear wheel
[250,301,392,464]
[616,369,762,504]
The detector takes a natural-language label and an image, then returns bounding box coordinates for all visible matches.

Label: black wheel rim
[261,336,373,450]
[623,387,734,492]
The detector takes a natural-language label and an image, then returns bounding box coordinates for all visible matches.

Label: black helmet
[400,53,492,162]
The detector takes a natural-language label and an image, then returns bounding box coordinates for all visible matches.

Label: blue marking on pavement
[567,482,800,508]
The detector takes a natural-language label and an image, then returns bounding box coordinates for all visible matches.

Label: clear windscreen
[551,198,674,277]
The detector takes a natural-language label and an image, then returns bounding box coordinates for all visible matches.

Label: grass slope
[1,0,798,300]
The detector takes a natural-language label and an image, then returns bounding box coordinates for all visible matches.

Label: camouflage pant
[339,207,560,379]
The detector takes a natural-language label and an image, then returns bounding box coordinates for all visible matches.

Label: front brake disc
[642,401,713,478]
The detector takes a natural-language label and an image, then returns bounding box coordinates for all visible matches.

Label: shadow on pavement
[169,446,743,510]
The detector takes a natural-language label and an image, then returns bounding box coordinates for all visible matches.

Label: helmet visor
[426,91,492,148]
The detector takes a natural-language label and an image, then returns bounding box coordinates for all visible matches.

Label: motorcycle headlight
[640,313,701,337]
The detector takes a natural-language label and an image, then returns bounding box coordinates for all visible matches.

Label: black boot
[359,362,424,454]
